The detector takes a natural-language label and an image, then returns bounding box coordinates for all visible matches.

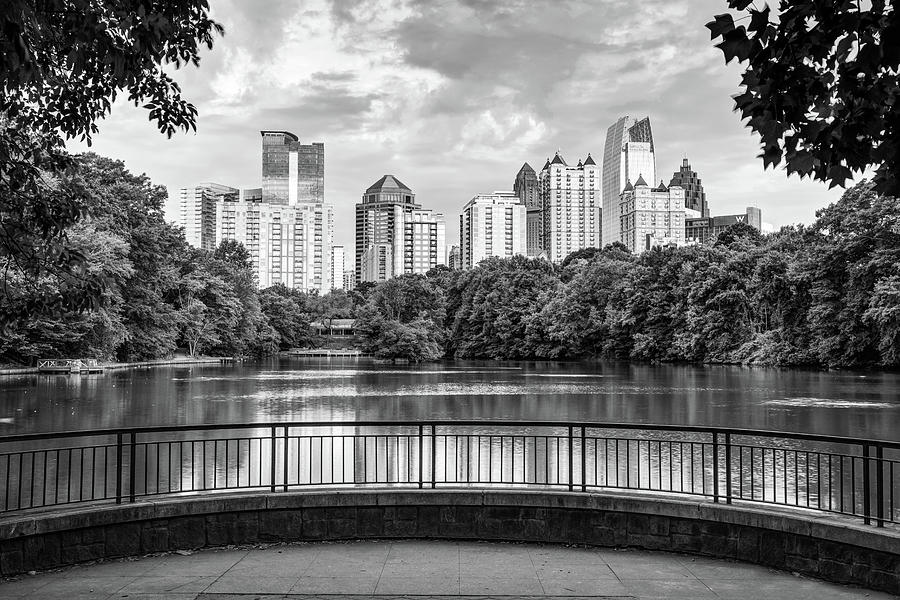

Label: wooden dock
[38,358,105,374]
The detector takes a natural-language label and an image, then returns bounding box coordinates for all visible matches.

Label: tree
[707,1,900,195]
[0,1,223,328]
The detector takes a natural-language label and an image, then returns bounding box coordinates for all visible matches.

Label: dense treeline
[0,154,353,365]
[5,155,898,370]
[357,181,900,369]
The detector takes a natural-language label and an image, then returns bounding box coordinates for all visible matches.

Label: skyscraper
[513,163,542,257]
[602,116,656,248]
[618,177,686,253]
[459,191,527,269]
[331,245,345,291]
[539,152,601,263]
[669,158,709,217]
[182,130,333,293]
[261,130,324,205]
[355,175,445,282]
[179,182,237,251]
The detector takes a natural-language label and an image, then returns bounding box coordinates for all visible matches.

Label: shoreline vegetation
[3,155,900,372]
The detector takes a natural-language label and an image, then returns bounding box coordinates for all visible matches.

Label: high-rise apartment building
[513,163,542,257]
[448,245,461,270]
[685,207,763,244]
[355,175,445,282]
[215,189,334,291]
[618,176,686,253]
[459,191,527,269]
[331,245,345,291]
[602,116,656,248]
[669,158,709,217]
[343,269,356,291]
[181,130,333,293]
[179,182,237,251]
[538,152,601,263]
[261,131,324,205]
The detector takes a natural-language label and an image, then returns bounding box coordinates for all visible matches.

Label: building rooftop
[550,152,567,166]
[634,174,649,187]
[366,175,412,193]
[583,153,596,166]
[260,130,299,142]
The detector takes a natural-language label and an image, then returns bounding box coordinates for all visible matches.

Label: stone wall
[1,490,897,593]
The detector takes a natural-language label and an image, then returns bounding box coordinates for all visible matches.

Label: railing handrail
[3,420,899,450]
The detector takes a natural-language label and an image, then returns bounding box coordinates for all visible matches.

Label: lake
[1,358,898,440]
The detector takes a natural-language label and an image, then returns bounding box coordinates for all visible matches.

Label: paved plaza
[0,539,896,600]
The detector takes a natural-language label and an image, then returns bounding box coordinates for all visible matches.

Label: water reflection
[0,359,898,442]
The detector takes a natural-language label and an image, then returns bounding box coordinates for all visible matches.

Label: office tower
[179,183,237,250]
[355,175,445,282]
[513,163,542,257]
[260,131,324,205]
[538,152,601,263]
[602,116,656,248]
[459,191,527,269]
[618,177,686,253]
[448,245,461,270]
[669,158,709,217]
[331,245,345,291]
[685,207,764,245]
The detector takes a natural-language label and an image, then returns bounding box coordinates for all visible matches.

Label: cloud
[67,0,846,255]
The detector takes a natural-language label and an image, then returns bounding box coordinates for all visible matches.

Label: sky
[69,0,851,254]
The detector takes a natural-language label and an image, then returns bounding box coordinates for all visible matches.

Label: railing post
[430,425,437,489]
[713,431,720,503]
[129,432,136,502]
[580,426,587,492]
[725,433,732,505]
[270,426,277,493]
[568,426,574,492]
[863,444,871,525]
[115,432,123,504]
[283,426,289,492]
[876,445,884,527]
[418,425,423,489]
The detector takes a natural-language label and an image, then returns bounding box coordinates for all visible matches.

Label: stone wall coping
[2,489,898,555]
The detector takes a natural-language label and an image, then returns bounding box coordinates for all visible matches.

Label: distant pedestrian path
[1,540,895,599]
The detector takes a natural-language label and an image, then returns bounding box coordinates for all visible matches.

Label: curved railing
[1,421,898,527]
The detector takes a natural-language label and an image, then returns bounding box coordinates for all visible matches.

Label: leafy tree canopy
[707,1,900,195]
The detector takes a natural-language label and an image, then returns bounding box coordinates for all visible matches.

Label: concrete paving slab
[2,539,896,600]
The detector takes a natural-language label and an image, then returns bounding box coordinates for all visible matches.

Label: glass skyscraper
[261,130,324,206]
[602,116,656,248]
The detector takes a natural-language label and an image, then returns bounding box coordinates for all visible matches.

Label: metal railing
[1,421,898,527]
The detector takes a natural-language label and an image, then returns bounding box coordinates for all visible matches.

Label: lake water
[1,358,898,440]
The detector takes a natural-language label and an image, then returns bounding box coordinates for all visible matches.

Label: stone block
[24,534,61,570]
[785,535,818,558]
[61,541,105,564]
[758,531,785,566]
[734,527,760,562]
[698,533,736,558]
[866,569,900,594]
[301,508,328,540]
[0,541,25,577]
[169,516,206,549]
[627,514,669,536]
[817,558,853,583]
[258,509,301,541]
[356,507,383,537]
[438,506,479,537]
[416,506,441,536]
[670,533,703,553]
[105,523,141,557]
[867,550,899,573]
[784,553,819,575]
[141,521,170,552]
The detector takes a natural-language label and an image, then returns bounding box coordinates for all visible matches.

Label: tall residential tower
[539,152,601,263]
[459,191,527,269]
[513,163,542,256]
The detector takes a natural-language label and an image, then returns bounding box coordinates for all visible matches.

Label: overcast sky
[69,0,850,253]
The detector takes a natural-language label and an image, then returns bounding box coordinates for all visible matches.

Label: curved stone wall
[1,490,898,593]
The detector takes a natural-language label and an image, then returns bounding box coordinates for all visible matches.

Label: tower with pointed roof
[355,175,445,282]
[669,158,709,217]
[513,163,542,256]
[601,116,657,248]
[618,173,686,253]
[538,150,601,263]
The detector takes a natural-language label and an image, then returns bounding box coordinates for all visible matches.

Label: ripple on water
[766,397,897,409]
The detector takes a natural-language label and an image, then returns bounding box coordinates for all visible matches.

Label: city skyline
[67,0,851,252]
